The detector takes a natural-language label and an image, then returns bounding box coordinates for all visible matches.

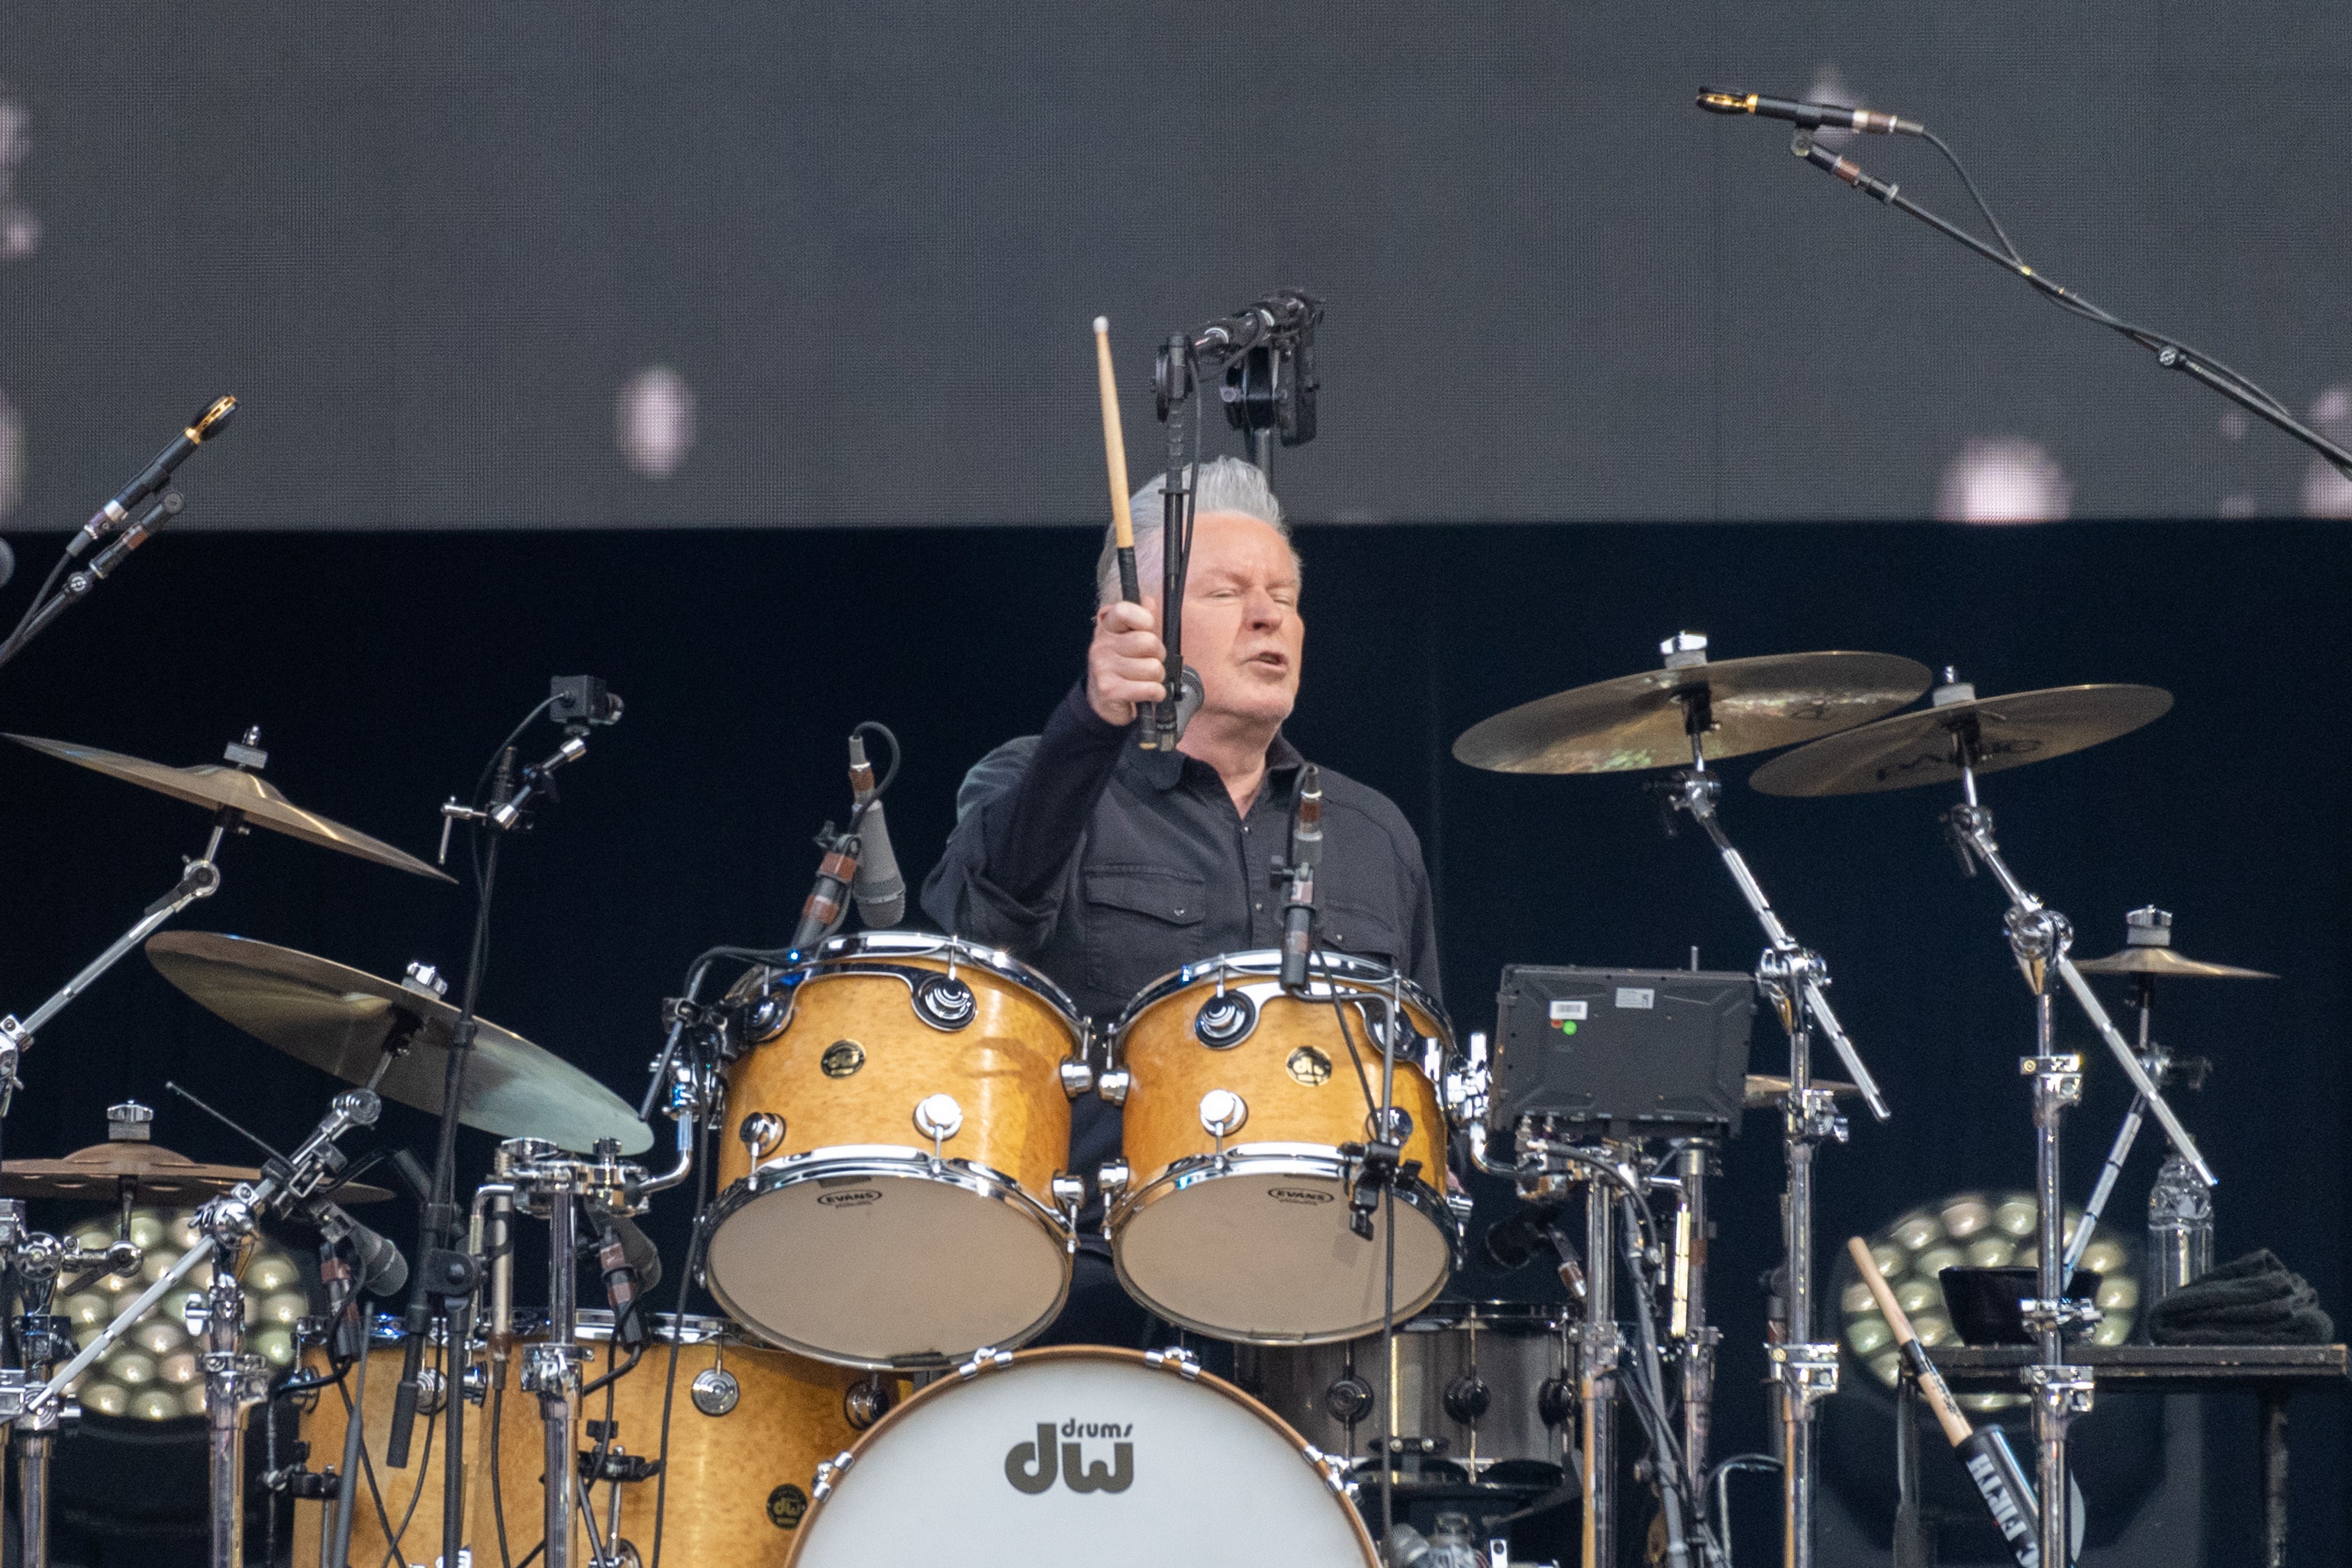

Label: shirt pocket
[1321,899,1405,973]
[1082,864,1208,1005]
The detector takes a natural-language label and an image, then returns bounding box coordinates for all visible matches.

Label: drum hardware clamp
[1143,1346,1202,1380]
[956,1347,1015,1380]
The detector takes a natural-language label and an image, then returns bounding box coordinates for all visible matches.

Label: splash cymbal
[1453,650,1933,774]
[0,1141,393,1204]
[1747,685,2173,797]
[6,734,453,882]
[146,931,650,1154]
[2071,947,2275,980]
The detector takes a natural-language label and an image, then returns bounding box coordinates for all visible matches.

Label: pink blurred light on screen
[1935,437,2073,524]
[617,366,696,478]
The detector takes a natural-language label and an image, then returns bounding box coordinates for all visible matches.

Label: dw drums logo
[1005,1421,1135,1495]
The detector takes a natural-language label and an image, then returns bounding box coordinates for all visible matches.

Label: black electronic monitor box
[1492,966,1757,1136]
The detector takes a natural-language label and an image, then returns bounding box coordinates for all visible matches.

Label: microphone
[302,1196,410,1298]
[594,1214,660,1350]
[88,491,182,580]
[73,395,237,557]
[1697,87,1924,137]
[1793,134,1903,202]
[1187,289,1321,360]
[847,732,905,928]
[789,823,860,955]
[1278,766,1322,992]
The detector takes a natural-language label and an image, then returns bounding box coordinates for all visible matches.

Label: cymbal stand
[500,1137,652,1568]
[0,731,273,1121]
[1938,724,2215,1568]
[2,1087,381,1568]
[0,1207,141,1568]
[1650,646,1889,1568]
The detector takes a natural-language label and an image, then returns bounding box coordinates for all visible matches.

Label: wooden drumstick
[1846,1236,2044,1567]
[1092,316,1143,604]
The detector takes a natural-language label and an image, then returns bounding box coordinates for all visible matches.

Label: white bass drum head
[784,1347,1376,1566]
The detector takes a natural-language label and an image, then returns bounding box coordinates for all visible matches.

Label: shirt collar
[1134,731,1308,796]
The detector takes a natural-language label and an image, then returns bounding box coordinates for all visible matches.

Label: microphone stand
[1644,637,1890,1568]
[1784,129,2352,478]
[391,716,598,1568]
[1146,332,1199,751]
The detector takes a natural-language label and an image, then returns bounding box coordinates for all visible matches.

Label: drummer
[921,456,1441,1344]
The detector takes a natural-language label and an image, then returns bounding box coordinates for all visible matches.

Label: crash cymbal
[145,932,650,1154]
[1452,650,1933,774]
[1747,684,2173,797]
[2072,947,2276,980]
[5,734,453,882]
[1744,1074,1861,1108]
[0,1141,394,1204]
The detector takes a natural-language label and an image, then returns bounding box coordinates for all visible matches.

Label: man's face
[1179,510,1304,729]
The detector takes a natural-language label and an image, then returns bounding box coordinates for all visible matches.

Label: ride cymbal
[145,932,650,1153]
[1747,684,2173,797]
[0,1141,393,1203]
[5,734,453,882]
[1452,651,1933,774]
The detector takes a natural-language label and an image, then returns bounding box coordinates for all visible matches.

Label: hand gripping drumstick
[1092,316,1143,604]
[1846,1237,2046,1568]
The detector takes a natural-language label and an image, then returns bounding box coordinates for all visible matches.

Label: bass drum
[1106,950,1457,1342]
[706,933,1090,1368]
[1239,1302,1578,1483]
[495,1311,903,1568]
[783,1347,1376,1566]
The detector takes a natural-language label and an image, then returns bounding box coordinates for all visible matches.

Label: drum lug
[811,1447,856,1501]
[1198,1089,1248,1142]
[1095,1160,1131,1212]
[1095,1066,1131,1106]
[460,1363,488,1407]
[1050,1171,1087,1230]
[1057,1057,1095,1099]
[1144,1346,1201,1380]
[737,1111,784,1166]
[956,1347,1014,1380]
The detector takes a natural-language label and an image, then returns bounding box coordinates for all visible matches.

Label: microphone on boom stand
[1276,766,1323,992]
[1696,87,1925,136]
[72,395,237,557]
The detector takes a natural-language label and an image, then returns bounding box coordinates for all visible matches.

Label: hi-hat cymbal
[146,932,650,1154]
[1744,1074,1861,1108]
[1747,685,2173,797]
[0,1141,393,1203]
[1452,652,1934,774]
[6,734,453,882]
[2072,947,2276,980]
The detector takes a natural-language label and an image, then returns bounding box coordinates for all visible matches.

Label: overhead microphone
[847,731,905,928]
[73,395,237,557]
[1697,87,1925,137]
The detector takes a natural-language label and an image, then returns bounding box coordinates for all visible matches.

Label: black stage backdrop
[4,4,2351,528]
[0,519,2340,1560]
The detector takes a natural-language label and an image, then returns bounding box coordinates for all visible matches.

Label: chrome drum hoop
[1105,1144,1462,1344]
[729,931,1085,1040]
[1108,949,1454,1057]
[700,1147,1075,1368]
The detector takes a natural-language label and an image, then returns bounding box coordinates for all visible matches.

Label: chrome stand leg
[202,1257,269,1568]
[1672,1144,1718,1511]
[1581,1170,1618,1568]
[2022,1039,2091,1568]
[17,1424,52,1568]
[524,1190,586,1568]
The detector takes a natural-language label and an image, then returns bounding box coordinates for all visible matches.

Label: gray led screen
[2,4,2347,529]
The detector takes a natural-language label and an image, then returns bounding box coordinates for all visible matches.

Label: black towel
[2147,1248,2334,1346]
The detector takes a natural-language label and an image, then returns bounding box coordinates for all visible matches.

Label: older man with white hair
[921,456,1441,1346]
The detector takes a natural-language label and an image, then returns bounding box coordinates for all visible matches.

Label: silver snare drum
[1239,1301,1577,1481]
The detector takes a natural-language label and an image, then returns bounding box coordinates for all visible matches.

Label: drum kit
[0,626,2259,1568]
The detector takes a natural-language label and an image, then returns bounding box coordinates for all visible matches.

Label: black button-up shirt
[921,682,1443,1208]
